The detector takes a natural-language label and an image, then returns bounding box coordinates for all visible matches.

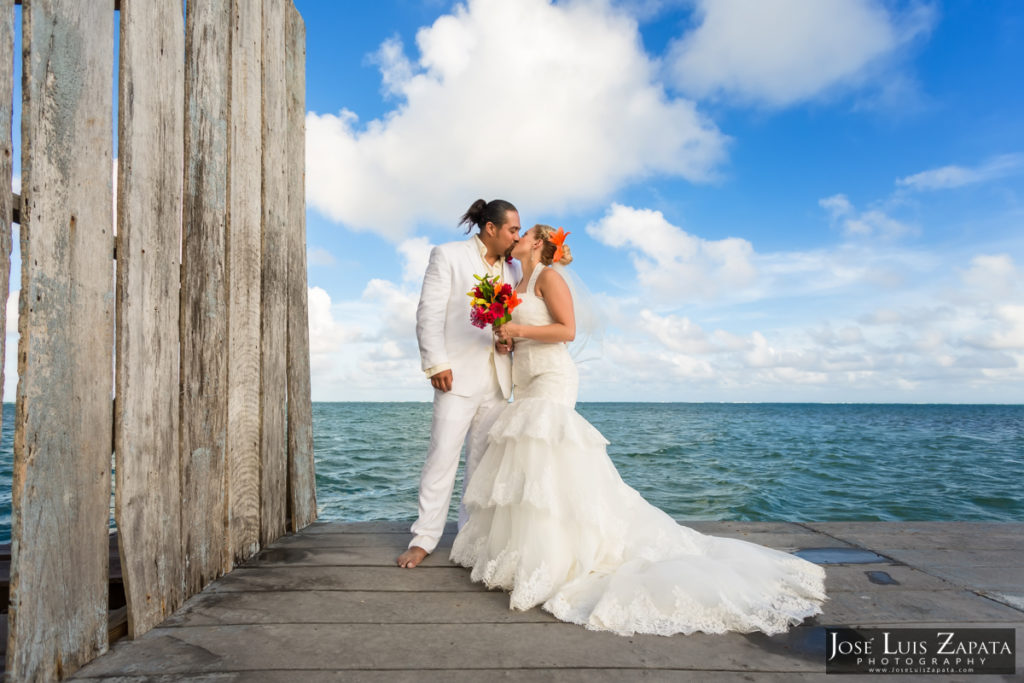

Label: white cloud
[566,196,1022,401]
[666,0,933,107]
[985,305,1024,351]
[306,0,726,239]
[307,247,336,267]
[306,281,430,400]
[397,237,434,283]
[818,193,853,218]
[362,278,419,343]
[303,235,440,399]
[308,286,359,357]
[819,193,917,240]
[309,237,1024,402]
[5,288,16,338]
[4,289,17,402]
[587,203,757,303]
[588,201,929,311]
[960,253,1020,298]
[599,266,1023,400]
[638,309,719,354]
[896,154,1023,191]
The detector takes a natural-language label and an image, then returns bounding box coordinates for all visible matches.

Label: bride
[449,224,827,636]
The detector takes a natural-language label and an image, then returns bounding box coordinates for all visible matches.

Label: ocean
[1,402,1022,543]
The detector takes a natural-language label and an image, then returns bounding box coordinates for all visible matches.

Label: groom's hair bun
[534,224,574,266]
[460,198,517,234]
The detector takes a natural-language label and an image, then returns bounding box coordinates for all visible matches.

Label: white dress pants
[409,366,506,554]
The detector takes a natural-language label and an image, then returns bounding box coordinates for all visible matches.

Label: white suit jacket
[416,238,521,398]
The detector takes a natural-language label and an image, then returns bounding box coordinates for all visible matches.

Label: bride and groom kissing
[397,198,827,636]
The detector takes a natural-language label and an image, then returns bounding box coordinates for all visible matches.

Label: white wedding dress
[450,266,827,636]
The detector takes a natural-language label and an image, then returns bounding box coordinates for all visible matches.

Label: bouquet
[467,274,521,329]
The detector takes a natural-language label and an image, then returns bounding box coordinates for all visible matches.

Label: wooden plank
[49,521,1024,681]
[181,0,231,591]
[284,1,316,532]
[0,0,12,426]
[55,622,831,675]
[160,590,555,627]
[9,1,115,679]
[115,0,185,639]
[225,0,263,567]
[259,0,288,546]
[207,565,480,593]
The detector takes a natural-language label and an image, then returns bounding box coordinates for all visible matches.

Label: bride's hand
[495,323,518,343]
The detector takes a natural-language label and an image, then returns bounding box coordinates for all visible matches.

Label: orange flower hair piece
[549,227,570,263]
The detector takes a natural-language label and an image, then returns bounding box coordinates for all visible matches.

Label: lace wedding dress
[450,265,827,636]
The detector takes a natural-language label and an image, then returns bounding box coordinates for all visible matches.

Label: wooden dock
[70,521,1023,680]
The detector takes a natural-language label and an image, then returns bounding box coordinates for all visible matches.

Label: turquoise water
[313,402,1024,524]
[1,402,1022,543]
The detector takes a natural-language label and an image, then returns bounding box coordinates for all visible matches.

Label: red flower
[466,274,522,329]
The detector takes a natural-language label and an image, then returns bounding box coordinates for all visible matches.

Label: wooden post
[285,2,316,531]
[0,0,11,425]
[259,0,288,546]
[115,0,186,638]
[226,0,263,565]
[181,0,230,593]
[9,1,115,678]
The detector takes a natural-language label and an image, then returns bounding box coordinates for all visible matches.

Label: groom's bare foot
[397,546,428,568]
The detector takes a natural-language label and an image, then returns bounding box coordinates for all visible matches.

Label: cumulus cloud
[4,288,19,402]
[984,305,1024,351]
[587,203,757,302]
[307,286,359,357]
[307,247,336,267]
[396,237,434,283]
[303,241,439,400]
[896,154,1023,191]
[960,254,1020,298]
[572,199,1022,401]
[588,201,928,310]
[5,288,15,339]
[306,0,726,239]
[819,193,917,240]
[666,0,934,107]
[308,237,1023,402]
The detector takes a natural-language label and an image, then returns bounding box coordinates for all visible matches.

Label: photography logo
[825,627,1015,675]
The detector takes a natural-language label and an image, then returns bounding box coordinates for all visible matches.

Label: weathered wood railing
[2,1,316,679]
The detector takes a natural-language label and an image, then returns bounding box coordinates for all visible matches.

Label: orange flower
[507,288,522,312]
[550,227,570,263]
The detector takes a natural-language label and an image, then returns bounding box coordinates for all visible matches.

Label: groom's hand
[430,369,453,392]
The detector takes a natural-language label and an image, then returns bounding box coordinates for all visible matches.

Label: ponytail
[459,198,517,234]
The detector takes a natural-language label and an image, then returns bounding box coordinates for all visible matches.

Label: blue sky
[296,0,1023,402]
[5,0,1024,403]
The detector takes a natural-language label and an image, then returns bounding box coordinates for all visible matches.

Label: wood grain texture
[259,0,288,546]
[181,0,230,592]
[115,0,186,639]
[9,1,115,678]
[284,2,316,532]
[0,0,12,429]
[226,0,262,565]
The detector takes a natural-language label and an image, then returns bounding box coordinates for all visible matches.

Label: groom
[397,199,522,569]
